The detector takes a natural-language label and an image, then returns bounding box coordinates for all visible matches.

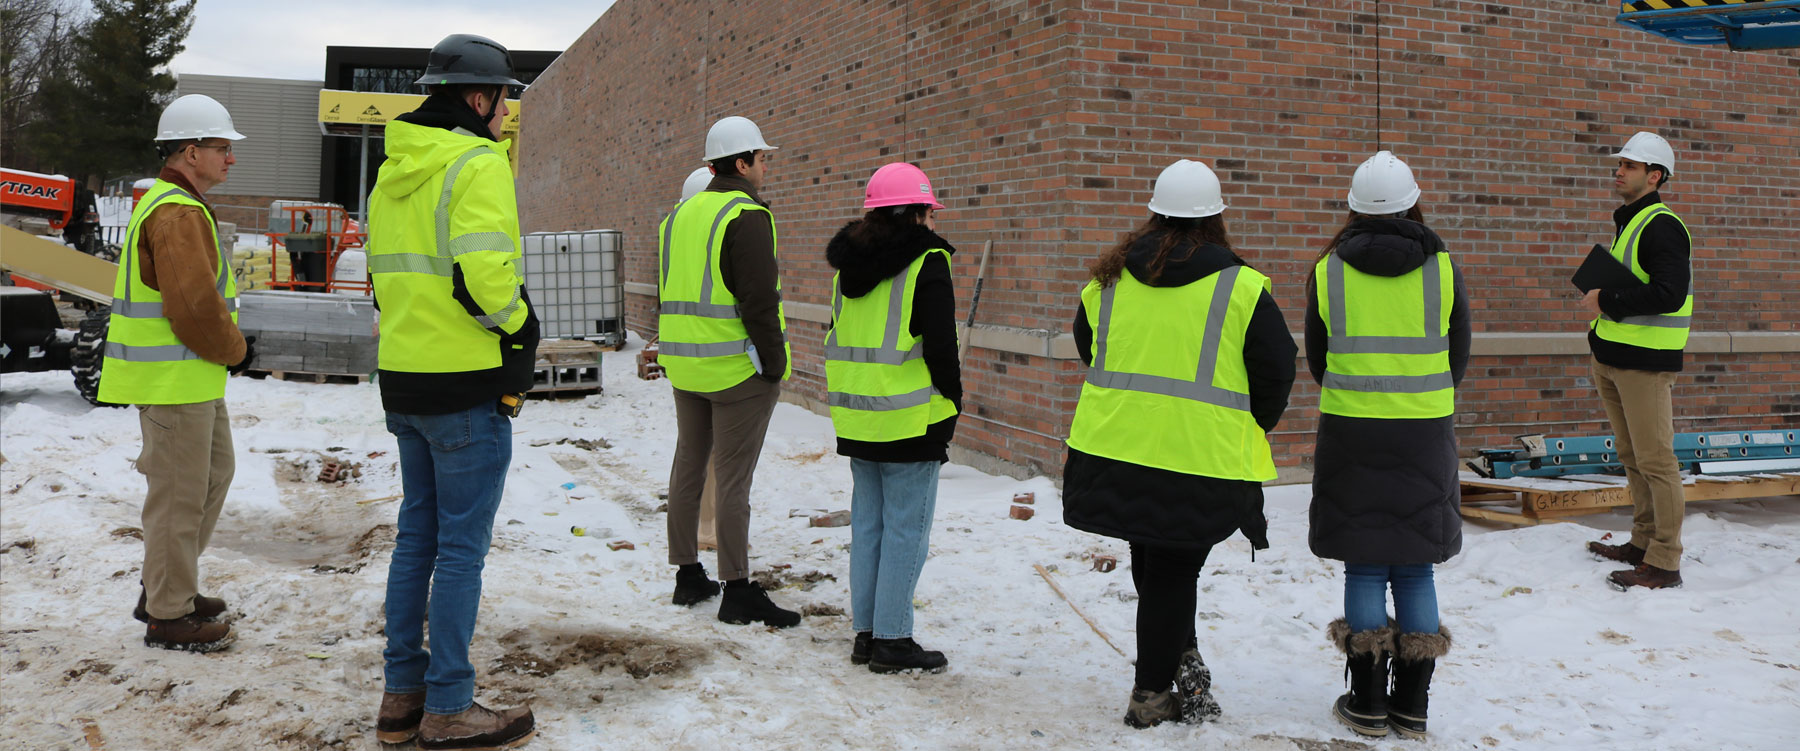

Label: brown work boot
[144,615,235,653]
[1608,563,1682,591]
[1586,540,1645,565]
[134,585,227,623]
[417,701,534,750]
[376,690,427,744]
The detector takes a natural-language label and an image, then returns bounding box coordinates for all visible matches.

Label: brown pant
[1592,358,1683,570]
[136,399,234,619]
[667,377,780,581]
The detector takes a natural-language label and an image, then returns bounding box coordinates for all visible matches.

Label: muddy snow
[3,336,1797,750]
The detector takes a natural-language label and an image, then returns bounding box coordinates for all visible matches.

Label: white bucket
[332,249,367,295]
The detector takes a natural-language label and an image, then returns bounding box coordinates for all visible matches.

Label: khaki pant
[1592,358,1683,570]
[135,399,234,619]
[668,377,779,581]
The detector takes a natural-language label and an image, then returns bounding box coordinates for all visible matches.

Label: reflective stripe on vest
[824,249,956,441]
[1066,264,1275,481]
[1593,203,1693,348]
[97,182,238,403]
[1086,266,1252,412]
[1316,251,1454,419]
[656,191,791,391]
[367,147,497,279]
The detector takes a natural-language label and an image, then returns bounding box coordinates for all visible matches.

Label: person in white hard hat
[1304,150,1468,740]
[656,116,800,627]
[1581,131,1693,592]
[1062,159,1296,728]
[98,93,254,654]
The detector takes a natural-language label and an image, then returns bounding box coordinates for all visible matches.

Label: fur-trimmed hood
[825,221,957,298]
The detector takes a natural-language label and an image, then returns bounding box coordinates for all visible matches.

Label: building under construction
[518,1,1799,479]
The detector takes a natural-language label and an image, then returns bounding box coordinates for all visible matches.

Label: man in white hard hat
[99,93,255,653]
[1581,131,1694,591]
[656,116,800,627]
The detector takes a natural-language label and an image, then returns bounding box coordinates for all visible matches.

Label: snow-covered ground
[3,337,1797,750]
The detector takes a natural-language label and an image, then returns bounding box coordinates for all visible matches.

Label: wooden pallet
[1458,470,1800,525]
[245,369,369,385]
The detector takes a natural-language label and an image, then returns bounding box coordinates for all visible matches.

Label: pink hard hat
[863,162,944,210]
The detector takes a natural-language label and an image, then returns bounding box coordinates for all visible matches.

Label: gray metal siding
[176,74,323,199]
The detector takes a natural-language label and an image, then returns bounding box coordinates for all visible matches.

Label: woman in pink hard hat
[823,162,961,674]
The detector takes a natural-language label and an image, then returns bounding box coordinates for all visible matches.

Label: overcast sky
[169,0,617,81]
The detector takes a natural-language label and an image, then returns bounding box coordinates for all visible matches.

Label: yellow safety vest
[824,249,958,441]
[1592,202,1692,350]
[368,121,529,374]
[657,190,791,392]
[97,180,237,405]
[1067,265,1275,481]
[1315,252,1455,419]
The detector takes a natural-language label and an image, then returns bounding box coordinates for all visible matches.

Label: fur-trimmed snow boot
[1328,618,1393,737]
[1389,627,1452,740]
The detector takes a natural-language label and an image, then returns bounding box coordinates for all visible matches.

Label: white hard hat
[703,116,778,162]
[1346,150,1420,215]
[1146,159,1226,218]
[680,167,713,200]
[1614,131,1675,175]
[155,94,245,141]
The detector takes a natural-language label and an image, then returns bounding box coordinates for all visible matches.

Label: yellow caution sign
[1622,0,1763,9]
[317,89,521,134]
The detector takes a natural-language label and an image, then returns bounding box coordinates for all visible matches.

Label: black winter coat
[825,221,961,463]
[1305,218,1470,565]
[1062,234,1297,551]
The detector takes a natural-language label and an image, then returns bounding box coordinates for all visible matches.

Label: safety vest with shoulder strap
[1314,251,1454,419]
[656,190,791,392]
[1067,265,1275,481]
[97,180,237,405]
[1592,202,1692,351]
[824,249,958,441]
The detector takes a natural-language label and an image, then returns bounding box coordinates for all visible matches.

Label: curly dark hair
[1089,213,1232,287]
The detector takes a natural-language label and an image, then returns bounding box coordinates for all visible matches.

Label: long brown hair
[1089,213,1232,287]
[1305,205,1428,291]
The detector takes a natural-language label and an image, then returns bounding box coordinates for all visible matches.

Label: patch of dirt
[349,524,395,559]
[1252,735,1376,751]
[62,659,114,682]
[1599,629,1633,645]
[492,628,705,680]
[558,437,611,451]
[801,603,845,617]
[785,449,830,464]
[751,569,837,592]
[110,527,142,540]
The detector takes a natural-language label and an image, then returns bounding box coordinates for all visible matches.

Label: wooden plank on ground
[1460,506,1552,525]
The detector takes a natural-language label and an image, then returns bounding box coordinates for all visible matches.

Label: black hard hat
[414,34,525,88]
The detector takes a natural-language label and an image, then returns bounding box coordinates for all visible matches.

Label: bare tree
[1,0,87,169]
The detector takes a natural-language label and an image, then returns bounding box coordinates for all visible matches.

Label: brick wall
[519,0,1800,478]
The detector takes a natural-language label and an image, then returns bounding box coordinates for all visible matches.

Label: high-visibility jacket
[1315,251,1455,419]
[1067,265,1275,481]
[1592,202,1692,351]
[825,249,958,441]
[97,180,237,405]
[367,120,529,375]
[656,190,791,392]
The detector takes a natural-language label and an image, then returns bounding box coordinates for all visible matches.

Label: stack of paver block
[237,290,377,376]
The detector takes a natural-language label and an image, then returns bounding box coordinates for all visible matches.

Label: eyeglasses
[192,142,233,156]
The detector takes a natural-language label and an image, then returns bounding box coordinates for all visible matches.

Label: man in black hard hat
[367,33,538,751]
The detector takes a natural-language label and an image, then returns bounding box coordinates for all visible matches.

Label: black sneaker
[672,563,721,607]
[851,631,872,665]
[717,580,801,628]
[868,637,947,674]
[1174,647,1223,722]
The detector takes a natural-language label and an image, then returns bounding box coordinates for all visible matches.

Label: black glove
[229,335,256,375]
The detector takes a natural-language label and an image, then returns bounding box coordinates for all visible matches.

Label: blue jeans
[1344,562,1439,635]
[849,459,940,639]
[382,402,512,714]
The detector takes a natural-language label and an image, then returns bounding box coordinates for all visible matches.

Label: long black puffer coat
[1305,218,1471,565]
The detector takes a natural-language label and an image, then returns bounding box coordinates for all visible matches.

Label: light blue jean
[849,459,940,639]
[1345,562,1439,635]
[382,402,512,714]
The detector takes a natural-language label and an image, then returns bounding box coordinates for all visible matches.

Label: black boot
[717,579,801,627]
[1390,627,1452,740]
[851,631,872,665]
[671,563,720,607]
[1328,619,1392,737]
[868,637,947,674]
[1174,644,1223,722]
